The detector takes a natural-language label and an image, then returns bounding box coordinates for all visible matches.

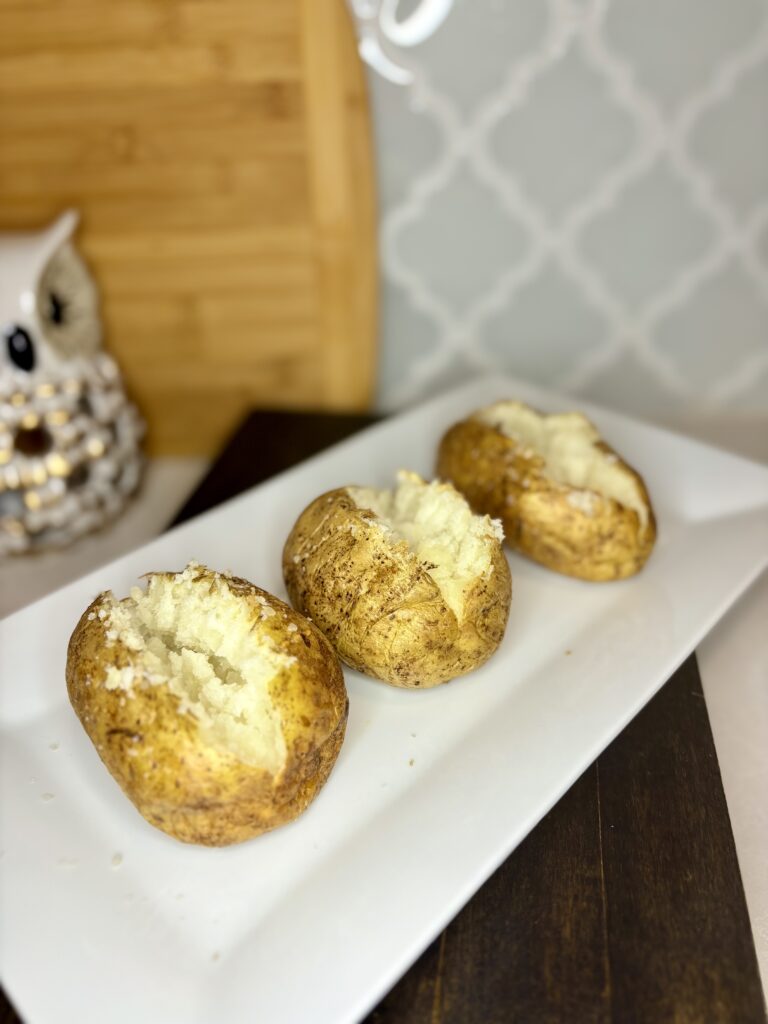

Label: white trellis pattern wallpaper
[351,0,768,425]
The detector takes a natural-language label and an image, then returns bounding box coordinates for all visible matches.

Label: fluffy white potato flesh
[475,401,649,529]
[101,564,290,772]
[346,471,504,622]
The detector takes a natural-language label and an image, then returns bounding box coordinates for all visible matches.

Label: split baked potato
[66,563,348,846]
[282,471,511,688]
[437,401,656,581]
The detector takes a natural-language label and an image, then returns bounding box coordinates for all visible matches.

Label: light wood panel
[0,0,377,454]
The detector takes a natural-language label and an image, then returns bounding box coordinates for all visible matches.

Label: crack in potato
[103,565,291,772]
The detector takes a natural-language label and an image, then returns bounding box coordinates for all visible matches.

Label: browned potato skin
[66,568,348,846]
[282,488,512,688]
[437,419,656,582]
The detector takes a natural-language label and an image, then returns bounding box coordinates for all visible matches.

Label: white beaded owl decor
[0,211,144,556]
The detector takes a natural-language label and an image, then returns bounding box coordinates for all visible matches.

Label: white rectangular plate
[2,375,768,1024]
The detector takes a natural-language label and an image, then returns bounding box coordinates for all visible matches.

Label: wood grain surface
[0,0,377,455]
[367,656,766,1024]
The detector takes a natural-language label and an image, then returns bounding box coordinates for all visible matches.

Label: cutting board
[0,0,376,455]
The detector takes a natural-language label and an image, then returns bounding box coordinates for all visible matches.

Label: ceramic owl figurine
[0,211,144,557]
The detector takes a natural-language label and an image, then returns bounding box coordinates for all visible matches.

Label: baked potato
[282,471,511,688]
[66,563,348,846]
[437,401,656,581]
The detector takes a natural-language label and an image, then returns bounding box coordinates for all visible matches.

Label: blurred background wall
[2,0,766,454]
[361,0,768,441]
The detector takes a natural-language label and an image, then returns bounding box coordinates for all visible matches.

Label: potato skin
[282,488,511,688]
[437,419,656,582]
[66,568,348,846]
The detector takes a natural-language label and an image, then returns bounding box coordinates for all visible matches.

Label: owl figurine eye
[47,291,67,326]
[5,326,36,372]
[36,243,100,358]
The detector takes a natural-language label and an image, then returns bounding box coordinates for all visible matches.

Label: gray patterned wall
[353,0,768,427]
